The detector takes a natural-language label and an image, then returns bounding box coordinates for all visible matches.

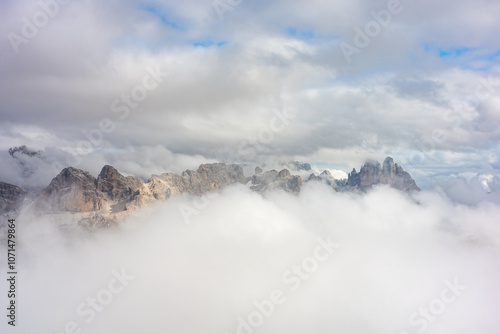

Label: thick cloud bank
[1,183,499,334]
[1,0,500,177]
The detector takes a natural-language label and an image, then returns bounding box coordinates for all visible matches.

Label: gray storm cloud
[1,183,499,334]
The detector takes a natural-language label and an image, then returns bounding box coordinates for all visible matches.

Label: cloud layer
[0,0,499,184]
[1,183,500,333]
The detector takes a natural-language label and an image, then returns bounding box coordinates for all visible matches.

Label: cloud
[0,0,499,180]
[436,173,500,205]
[1,183,500,333]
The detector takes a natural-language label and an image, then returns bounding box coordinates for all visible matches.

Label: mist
[1,182,499,334]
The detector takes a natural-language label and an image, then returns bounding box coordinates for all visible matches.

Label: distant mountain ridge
[346,157,420,193]
[0,156,420,229]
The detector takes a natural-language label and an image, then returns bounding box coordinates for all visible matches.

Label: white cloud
[2,183,500,333]
[1,0,499,179]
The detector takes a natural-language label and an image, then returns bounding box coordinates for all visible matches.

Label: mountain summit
[1,157,420,229]
[346,157,420,192]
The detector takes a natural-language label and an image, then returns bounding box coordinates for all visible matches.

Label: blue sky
[140,4,184,30]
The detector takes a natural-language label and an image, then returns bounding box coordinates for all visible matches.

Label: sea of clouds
[1,180,499,334]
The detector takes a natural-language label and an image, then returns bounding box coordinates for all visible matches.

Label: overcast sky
[0,0,499,186]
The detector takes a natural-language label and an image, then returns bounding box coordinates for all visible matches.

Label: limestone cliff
[346,157,420,192]
[0,158,420,227]
[40,167,104,212]
[250,168,302,193]
[0,182,26,213]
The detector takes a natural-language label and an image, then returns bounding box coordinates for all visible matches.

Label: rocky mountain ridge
[0,157,420,229]
[346,157,420,193]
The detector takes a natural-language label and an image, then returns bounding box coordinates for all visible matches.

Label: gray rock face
[37,162,247,215]
[35,158,418,217]
[96,165,144,202]
[308,173,321,182]
[182,163,245,195]
[250,169,302,193]
[96,165,146,212]
[307,170,347,189]
[250,170,279,192]
[0,182,26,213]
[1,157,421,228]
[38,165,148,213]
[40,167,104,212]
[149,163,245,200]
[280,175,302,193]
[346,157,420,192]
[278,169,291,179]
[319,170,338,188]
[288,161,312,171]
[148,173,185,200]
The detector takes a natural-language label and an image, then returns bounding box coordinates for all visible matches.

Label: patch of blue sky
[462,50,500,71]
[438,46,474,58]
[286,27,339,47]
[422,43,474,58]
[288,27,315,40]
[192,40,227,48]
[140,4,184,31]
[422,43,499,71]
[481,50,500,62]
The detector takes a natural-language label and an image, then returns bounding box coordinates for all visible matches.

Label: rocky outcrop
[96,165,148,212]
[319,170,338,189]
[346,157,420,192]
[307,170,347,188]
[149,163,245,200]
[308,173,322,182]
[280,173,302,193]
[250,170,278,192]
[282,161,311,172]
[182,163,245,195]
[97,165,133,201]
[41,167,104,212]
[0,182,26,213]
[37,163,246,215]
[39,165,151,213]
[148,173,186,200]
[250,168,302,193]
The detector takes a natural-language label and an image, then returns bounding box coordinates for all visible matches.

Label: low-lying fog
[1,181,500,334]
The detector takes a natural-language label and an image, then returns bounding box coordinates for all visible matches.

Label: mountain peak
[98,165,125,180]
[347,157,420,192]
